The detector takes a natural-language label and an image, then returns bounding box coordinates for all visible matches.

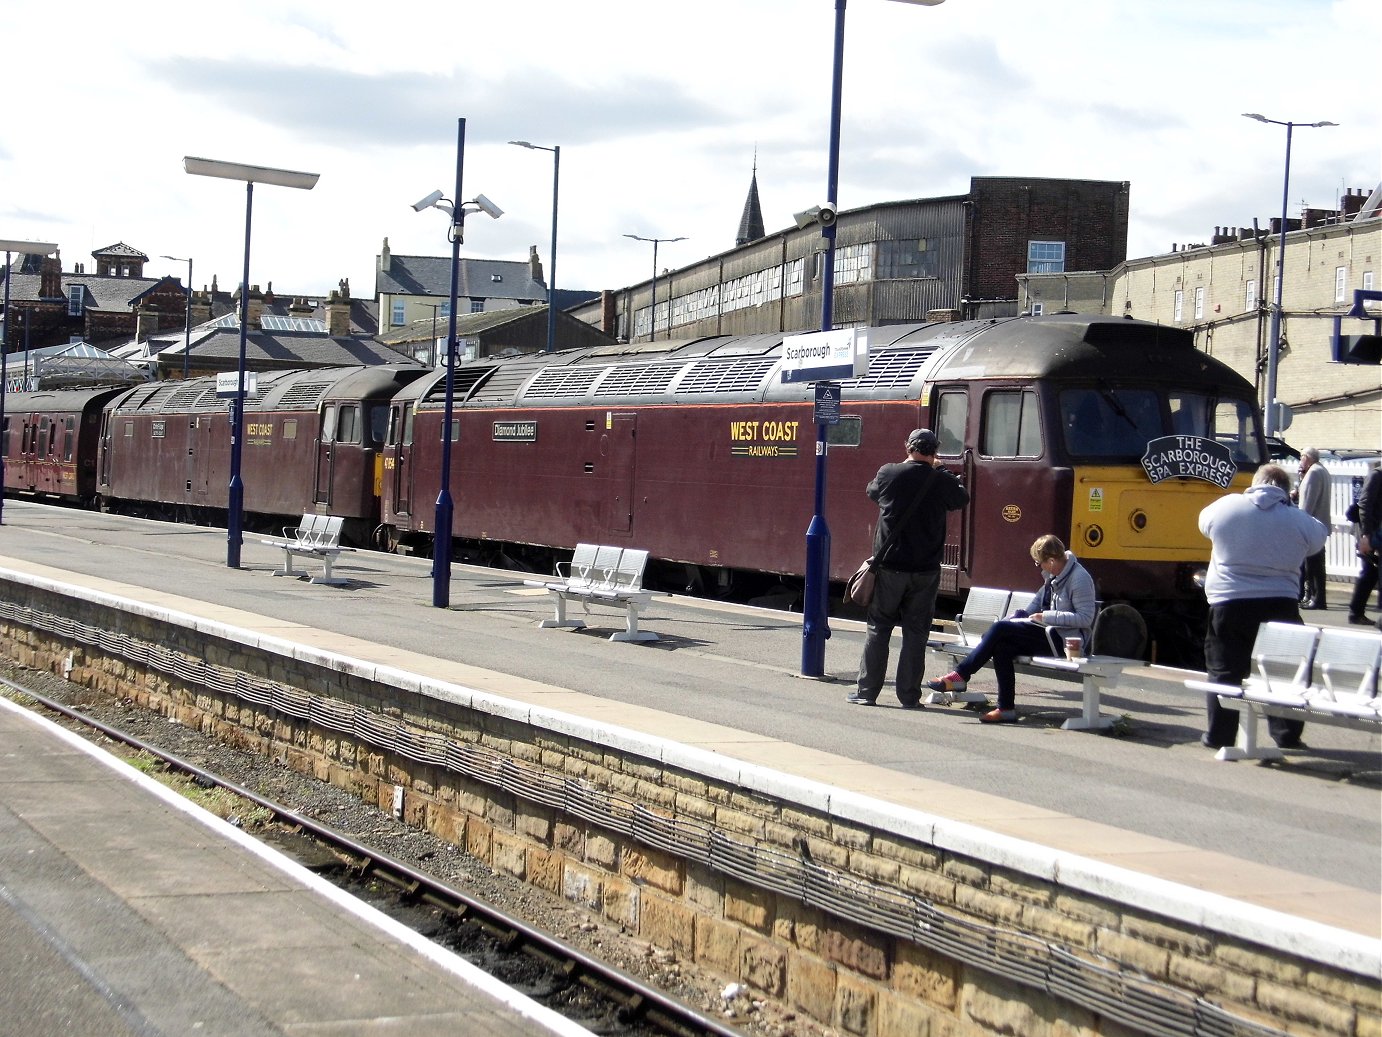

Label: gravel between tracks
[2,660,839,1037]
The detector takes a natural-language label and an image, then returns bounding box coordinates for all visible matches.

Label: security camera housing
[472,194,504,220]
[412,189,445,212]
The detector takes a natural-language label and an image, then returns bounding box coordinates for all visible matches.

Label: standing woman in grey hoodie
[1197,464,1329,749]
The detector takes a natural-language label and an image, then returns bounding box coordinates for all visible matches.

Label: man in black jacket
[1354,463,1382,630]
[849,428,969,707]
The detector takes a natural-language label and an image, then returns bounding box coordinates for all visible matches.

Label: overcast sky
[3,0,1377,306]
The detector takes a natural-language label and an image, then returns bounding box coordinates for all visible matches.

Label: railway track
[6,678,749,1037]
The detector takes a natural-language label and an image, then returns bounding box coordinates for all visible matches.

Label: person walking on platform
[1198,463,1329,749]
[1294,448,1332,609]
[849,429,968,708]
[1350,462,1382,629]
[925,535,1097,724]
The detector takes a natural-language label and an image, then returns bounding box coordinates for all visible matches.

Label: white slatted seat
[256,514,354,586]
[1186,623,1382,761]
[928,586,1132,731]
[524,544,658,642]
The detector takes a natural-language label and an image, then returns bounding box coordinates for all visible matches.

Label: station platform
[0,693,596,1036]
[0,500,1377,955]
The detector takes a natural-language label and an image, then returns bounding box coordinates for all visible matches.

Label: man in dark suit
[849,429,969,708]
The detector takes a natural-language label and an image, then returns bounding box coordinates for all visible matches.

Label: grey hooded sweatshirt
[1197,483,1329,605]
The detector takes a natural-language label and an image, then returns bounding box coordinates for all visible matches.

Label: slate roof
[92,242,149,260]
[375,255,546,302]
[180,329,419,368]
[375,306,545,346]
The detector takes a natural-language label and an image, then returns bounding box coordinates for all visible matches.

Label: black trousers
[1203,597,1306,747]
[1348,551,1379,618]
[1299,549,1328,608]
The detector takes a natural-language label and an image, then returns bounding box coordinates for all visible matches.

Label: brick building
[571,176,1130,341]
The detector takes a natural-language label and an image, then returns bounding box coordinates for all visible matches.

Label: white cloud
[2,0,1375,304]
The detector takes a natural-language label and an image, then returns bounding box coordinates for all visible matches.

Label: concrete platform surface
[0,502,1377,946]
[0,696,595,1037]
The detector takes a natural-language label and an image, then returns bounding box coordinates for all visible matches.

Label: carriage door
[603,412,637,536]
[389,403,413,515]
[315,404,337,507]
[933,388,971,593]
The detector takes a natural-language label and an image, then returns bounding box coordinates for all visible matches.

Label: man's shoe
[1200,733,1230,750]
[979,708,1017,724]
[1275,736,1308,750]
[898,696,924,710]
[845,693,877,706]
[925,671,968,694]
[1347,614,1373,625]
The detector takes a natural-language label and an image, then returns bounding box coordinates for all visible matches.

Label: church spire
[735,149,765,247]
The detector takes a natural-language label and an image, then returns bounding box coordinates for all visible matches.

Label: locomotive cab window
[337,405,360,444]
[934,390,967,456]
[981,390,1040,457]
[367,405,388,448]
[321,406,337,443]
[1060,388,1161,458]
[1169,392,1262,463]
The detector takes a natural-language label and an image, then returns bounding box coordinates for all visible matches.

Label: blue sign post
[784,333,865,678]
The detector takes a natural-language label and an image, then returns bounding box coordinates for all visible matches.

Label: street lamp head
[886,0,946,5]
[1312,121,1339,128]
[183,156,319,190]
[0,239,59,255]
[1241,112,1269,123]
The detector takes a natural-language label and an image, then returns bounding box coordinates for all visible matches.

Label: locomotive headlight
[1129,509,1148,532]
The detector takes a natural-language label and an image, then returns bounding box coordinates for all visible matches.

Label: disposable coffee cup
[1064,636,1083,660]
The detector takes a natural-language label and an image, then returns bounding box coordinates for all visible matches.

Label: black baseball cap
[907,428,939,454]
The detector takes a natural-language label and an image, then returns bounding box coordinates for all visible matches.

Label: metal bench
[1185,623,1382,761]
[524,543,658,642]
[256,513,355,586]
[926,586,1133,731]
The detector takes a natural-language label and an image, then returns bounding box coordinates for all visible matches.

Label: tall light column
[802,0,946,678]
[412,119,503,607]
[622,234,686,341]
[509,141,561,352]
[184,157,319,568]
[161,254,194,379]
[1241,113,1337,438]
[0,239,60,526]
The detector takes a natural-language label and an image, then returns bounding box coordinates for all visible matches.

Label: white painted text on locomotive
[1140,435,1236,488]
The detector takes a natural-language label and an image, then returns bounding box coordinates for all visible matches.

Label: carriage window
[440,418,460,443]
[826,415,861,446]
[1061,388,1161,458]
[37,421,51,458]
[934,391,967,456]
[337,405,360,444]
[1,417,8,458]
[282,419,298,441]
[981,390,1041,457]
[63,417,76,461]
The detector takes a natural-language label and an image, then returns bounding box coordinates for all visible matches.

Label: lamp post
[0,238,60,526]
[622,234,686,341]
[509,140,561,353]
[801,0,946,678]
[412,117,503,608]
[1241,113,1337,439]
[161,254,194,379]
[183,157,319,569]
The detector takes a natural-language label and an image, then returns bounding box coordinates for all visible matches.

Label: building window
[470,298,484,313]
[1364,271,1374,293]
[1193,286,1204,320]
[390,300,405,326]
[1030,302,1044,316]
[1173,290,1183,323]
[1027,241,1065,274]
[1244,280,1256,313]
[440,301,450,320]
[876,238,938,280]
[1335,266,1347,303]
[67,285,84,316]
